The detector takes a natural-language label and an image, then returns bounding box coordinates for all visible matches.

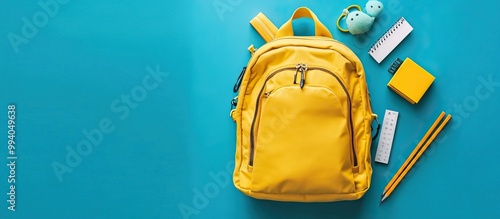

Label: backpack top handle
[275,7,333,39]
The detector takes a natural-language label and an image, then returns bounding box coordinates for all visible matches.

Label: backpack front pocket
[250,85,356,195]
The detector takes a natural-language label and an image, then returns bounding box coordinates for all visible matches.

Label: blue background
[1,0,499,218]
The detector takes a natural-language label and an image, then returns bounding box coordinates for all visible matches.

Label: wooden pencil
[380,113,451,203]
[381,112,445,198]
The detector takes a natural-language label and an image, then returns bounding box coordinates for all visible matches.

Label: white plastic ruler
[375,109,399,164]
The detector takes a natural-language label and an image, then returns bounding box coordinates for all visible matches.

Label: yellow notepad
[387,58,435,104]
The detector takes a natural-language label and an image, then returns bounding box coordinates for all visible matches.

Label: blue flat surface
[1,0,499,218]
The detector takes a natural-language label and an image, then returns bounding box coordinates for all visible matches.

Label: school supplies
[380,112,452,203]
[368,17,413,63]
[387,57,435,104]
[375,110,399,164]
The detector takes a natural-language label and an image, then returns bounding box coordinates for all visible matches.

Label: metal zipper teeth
[249,67,296,166]
[248,67,358,167]
[308,67,357,167]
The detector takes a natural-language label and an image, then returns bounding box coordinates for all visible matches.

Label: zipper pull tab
[233,67,246,93]
[293,63,301,85]
[299,64,307,89]
[264,91,271,97]
[300,71,305,88]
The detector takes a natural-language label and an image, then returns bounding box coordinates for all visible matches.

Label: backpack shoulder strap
[250,12,278,43]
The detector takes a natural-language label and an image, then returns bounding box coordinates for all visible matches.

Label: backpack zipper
[249,66,297,166]
[248,66,358,168]
[310,67,357,167]
[293,63,308,89]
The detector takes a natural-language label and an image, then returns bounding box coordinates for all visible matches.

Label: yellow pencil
[380,113,452,203]
[381,112,445,198]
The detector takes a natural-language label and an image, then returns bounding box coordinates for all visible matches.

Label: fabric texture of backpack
[230,7,378,202]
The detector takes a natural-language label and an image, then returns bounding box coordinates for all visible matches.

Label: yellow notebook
[387,58,435,104]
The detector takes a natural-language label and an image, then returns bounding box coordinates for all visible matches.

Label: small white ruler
[375,109,399,164]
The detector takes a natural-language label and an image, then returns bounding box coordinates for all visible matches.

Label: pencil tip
[380,195,386,204]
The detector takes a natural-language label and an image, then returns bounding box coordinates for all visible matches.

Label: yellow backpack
[230,7,379,202]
